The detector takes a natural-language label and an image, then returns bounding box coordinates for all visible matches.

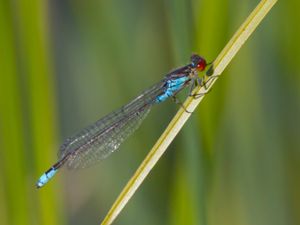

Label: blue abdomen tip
[36,167,57,188]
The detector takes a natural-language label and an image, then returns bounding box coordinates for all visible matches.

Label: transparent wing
[59,80,166,169]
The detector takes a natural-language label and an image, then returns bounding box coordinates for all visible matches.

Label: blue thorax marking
[156,76,189,103]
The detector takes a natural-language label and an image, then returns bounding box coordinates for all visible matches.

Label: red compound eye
[197,59,207,71]
[191,54,207,71]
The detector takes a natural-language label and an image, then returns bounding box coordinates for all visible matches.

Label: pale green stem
[101,0,277,224]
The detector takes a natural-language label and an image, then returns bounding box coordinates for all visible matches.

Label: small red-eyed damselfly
[36,54,208,188]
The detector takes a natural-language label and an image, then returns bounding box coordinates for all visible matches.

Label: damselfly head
[191,54,207,71]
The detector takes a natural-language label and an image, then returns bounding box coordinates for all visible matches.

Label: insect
[36,54,208,188]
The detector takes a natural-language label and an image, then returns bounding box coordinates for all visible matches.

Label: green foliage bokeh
[0,1,299,225]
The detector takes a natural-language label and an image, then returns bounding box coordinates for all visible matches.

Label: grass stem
[101,0,277,224]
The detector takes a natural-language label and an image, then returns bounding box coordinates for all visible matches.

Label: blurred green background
[0,0,299,225]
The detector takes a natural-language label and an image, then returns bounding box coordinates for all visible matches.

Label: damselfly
[36,54,208,188]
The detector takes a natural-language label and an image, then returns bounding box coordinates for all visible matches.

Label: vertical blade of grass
[14,1,62,225]
[100,1,277,224]
[165,1,205,225]
[0,2,29,225]
[193,0,230,58]
[192,0,230,157]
